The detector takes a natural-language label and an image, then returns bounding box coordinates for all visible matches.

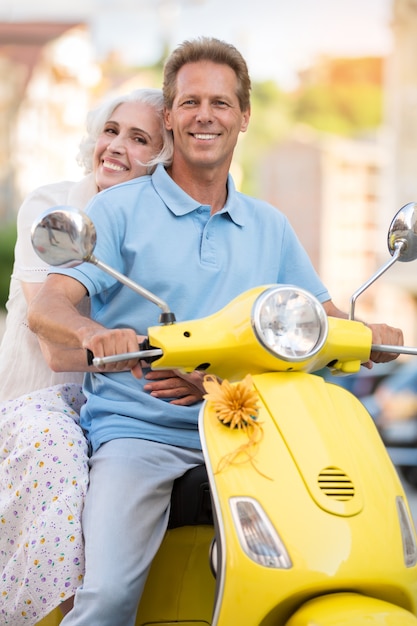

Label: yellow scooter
[33,203,417,626]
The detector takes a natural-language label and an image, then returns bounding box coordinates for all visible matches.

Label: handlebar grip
[86,341,146,366]
[85,338,161,368]
[86,349,94,366]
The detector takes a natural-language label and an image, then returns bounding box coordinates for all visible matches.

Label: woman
[0,88,195,625]
[0,88,172,400]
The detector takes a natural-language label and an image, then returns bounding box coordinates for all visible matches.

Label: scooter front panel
[199,371,417,625]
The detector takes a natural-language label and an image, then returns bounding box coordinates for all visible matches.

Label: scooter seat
[168,464,213,529]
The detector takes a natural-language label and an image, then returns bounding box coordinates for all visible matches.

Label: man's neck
[167,162,229,215]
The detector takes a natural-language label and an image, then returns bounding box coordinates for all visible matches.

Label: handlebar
[86,337,163,368]
[91,348,163,368]
[87,343,417,370]
[371,344,417,356]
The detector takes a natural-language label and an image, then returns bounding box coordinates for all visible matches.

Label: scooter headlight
[252,286,328,361]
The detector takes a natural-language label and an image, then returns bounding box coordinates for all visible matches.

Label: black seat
[168,464,213,529]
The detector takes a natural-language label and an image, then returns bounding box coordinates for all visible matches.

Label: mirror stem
[91,255,175,321]
[349,240,406,320]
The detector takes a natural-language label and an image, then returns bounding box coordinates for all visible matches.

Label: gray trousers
[61,437,204,626]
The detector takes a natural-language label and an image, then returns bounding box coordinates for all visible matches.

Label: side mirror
[350,201,417,319]
[388,201,417,262]
[31,205,97,267]
[31,205,175,323]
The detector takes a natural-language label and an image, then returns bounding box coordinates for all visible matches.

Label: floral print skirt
[0,384,88,625]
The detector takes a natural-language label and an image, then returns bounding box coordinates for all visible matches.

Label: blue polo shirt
[52,164,330,451]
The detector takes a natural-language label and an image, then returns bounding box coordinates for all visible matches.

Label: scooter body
[120,368,417,626]
[32,203,417,625]
[136,306,417,625]
[201,372,417,625]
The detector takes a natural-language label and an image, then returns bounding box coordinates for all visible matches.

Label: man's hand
[322,299,404,369]
[365,322,404,368]
[84,329,144,374]
[143,369,206,405]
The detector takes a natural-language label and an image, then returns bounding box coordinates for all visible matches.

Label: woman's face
[93,101,164,191]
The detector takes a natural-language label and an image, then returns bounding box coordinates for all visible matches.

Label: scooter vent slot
[317,466,355,501]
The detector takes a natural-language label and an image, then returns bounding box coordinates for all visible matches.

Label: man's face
[164,61,250,172]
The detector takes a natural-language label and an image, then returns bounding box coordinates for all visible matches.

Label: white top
[0,175,97,401]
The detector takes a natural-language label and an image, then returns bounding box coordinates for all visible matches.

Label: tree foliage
[0,222,16,310]
[292,56,383,135]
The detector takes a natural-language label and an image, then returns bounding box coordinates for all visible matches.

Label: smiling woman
[0,88,172,401]
[92,100,166,190]
[0,87,174,625]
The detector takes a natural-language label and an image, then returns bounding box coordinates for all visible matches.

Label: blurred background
[0,0,417,342]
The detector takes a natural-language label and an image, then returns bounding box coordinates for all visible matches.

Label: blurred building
[0,21,158,221]
[260,128,409,325]
[385,0,417,210]
[379,0,417,334]
[0,22,102,219]
[260,0,417,344]
[261,128,384,303]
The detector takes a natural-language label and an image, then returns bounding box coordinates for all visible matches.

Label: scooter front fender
[286,592,417,625]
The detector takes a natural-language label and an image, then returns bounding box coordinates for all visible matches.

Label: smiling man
[164,58,250,205]
[28,37,403,626]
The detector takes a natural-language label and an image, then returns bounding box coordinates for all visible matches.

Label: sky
[0,0,394,89]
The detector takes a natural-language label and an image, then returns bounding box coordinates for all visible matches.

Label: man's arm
[322,299,404,365]
[28,274,206,402]
[22,280,93,372]
[28,274,142,374]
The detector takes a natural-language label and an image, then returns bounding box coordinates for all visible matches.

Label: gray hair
[77,88,173,174]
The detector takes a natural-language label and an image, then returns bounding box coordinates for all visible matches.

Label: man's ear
[240,108,251,133]
[164,108,172,131]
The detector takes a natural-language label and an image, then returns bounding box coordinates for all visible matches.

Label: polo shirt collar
[152,164,245,226]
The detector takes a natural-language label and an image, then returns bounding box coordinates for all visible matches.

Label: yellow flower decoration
[203,374,270,479]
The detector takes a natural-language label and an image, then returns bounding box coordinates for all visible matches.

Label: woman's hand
[143,369,207,406]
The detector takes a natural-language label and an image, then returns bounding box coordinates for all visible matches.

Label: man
[28,37,403,625]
